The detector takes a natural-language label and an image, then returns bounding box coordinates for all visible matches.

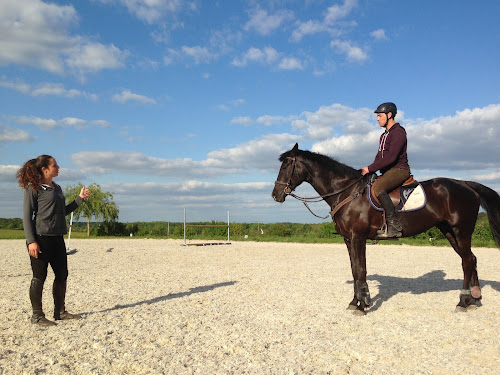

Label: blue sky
[1,0,499,224]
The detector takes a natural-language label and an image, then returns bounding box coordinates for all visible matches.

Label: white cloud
[204,133,301,172]
[32,83,98,100]
[324,0,358,25]
[96,180,277,222]
[13,115,113,130]
[162,26,240,67]
[110,180,272,196]
[292,103,373,140]
[0,0,128,76]
[370,29,387,40]
[0,165,20,182]
[0,78,31,94]
[214,98,245,112]
[91,120,112,128]
[0,164,85,183]
[181,46,214,64]
[278,57,304,70]
[14,116,59,130]
[290,20,330,42]
[231,47,279,67]
[231,116,253,126]
[0,126,33,143]
[112,90,157,104]
[310,103,500,171]
[330,40,368,63]
[65,43,127,75]
[71,133,299,177]
[164,45,218,66]
[244,8,294,36]
[290,0,356,41]
[256,115,297,127]
[114,0,183,24]
[473,170,500,182]
[0,79,98,100]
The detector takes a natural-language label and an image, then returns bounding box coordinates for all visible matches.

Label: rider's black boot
[377,191,403,239]
[30,278,57,326]
[53,280,81,321]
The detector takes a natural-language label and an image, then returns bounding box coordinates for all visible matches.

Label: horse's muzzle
[271,187,286,203]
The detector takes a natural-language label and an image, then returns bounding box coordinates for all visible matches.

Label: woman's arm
[65,185,91,214]
[23,187,38,245]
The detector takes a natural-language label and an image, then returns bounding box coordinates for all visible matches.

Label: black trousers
[29,235,68,283]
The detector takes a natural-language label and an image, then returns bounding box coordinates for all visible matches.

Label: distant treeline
[0,213,495,246]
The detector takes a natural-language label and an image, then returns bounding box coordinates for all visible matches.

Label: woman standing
[16,155,90,326]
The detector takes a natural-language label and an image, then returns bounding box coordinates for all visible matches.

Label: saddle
[368,175,426,212]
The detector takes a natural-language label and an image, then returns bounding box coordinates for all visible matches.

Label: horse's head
[272,143,308,203]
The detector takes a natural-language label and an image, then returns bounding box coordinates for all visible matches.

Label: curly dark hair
[16,155,53,191]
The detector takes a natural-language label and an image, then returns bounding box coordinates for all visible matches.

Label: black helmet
[374,102,397,117]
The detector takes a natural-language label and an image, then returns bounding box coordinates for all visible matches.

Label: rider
[361,102,410,238]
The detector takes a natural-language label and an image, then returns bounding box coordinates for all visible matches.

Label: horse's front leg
[345,236,371,315]
[344,238,359,310]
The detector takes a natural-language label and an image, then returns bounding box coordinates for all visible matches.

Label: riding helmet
[374,102,397,116]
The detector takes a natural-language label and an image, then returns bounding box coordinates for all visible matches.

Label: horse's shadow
[348,271,500,311]
[84,281,237,315]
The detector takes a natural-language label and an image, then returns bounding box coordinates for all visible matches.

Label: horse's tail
[466,181,500,248]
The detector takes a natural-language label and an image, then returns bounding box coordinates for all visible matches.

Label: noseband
[274,156,297,195]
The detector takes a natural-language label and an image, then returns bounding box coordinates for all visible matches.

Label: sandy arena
[0,239,499,374]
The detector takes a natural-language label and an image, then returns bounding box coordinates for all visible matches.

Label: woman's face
[42,158,59,179]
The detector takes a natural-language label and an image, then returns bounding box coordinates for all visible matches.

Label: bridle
[274,156,298,196]
[274,156,366,219]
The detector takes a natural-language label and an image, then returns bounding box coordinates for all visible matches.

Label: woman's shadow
[348,270,500,312]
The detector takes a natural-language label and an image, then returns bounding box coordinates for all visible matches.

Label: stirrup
[376,224,402,239]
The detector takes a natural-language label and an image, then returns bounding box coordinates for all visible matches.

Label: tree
[64,183,119,236]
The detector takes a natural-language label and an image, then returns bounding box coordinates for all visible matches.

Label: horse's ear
[292,143,299,152]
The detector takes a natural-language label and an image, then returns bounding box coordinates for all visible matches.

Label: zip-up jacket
[23,182,83,245]
[367,123,410,174]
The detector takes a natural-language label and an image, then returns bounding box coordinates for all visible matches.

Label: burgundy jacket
[367,123,410,174]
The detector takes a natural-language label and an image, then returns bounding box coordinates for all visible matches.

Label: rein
[275,156,366,219]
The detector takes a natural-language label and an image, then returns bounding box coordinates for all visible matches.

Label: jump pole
[65,212,78,255]
[67,212,73,251]
[183,208,231,246]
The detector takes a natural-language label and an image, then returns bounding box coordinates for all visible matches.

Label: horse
[272,143,500,315]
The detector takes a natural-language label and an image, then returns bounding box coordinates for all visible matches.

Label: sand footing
[1,239,499,374]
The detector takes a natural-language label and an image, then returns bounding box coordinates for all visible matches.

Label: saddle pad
[369,184,426,212]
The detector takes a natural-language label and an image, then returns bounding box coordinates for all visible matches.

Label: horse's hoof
[471,286,482,299]
[347,304,358,311]
[352,308,366,316]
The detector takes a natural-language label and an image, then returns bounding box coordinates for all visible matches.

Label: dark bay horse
[272,143,500,315]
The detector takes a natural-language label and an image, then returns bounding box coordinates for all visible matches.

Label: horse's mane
[279,147,361,179]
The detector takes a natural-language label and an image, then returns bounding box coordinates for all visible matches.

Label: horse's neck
[306,161,359,201]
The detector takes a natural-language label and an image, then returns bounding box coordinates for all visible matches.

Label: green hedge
[0,213,497,247]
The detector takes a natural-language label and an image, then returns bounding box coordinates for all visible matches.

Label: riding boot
[29,278,56,326]
[53,280,81,320]
[377,191,403,238]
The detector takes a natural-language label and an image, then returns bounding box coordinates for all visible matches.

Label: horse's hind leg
[437,222,481,311]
